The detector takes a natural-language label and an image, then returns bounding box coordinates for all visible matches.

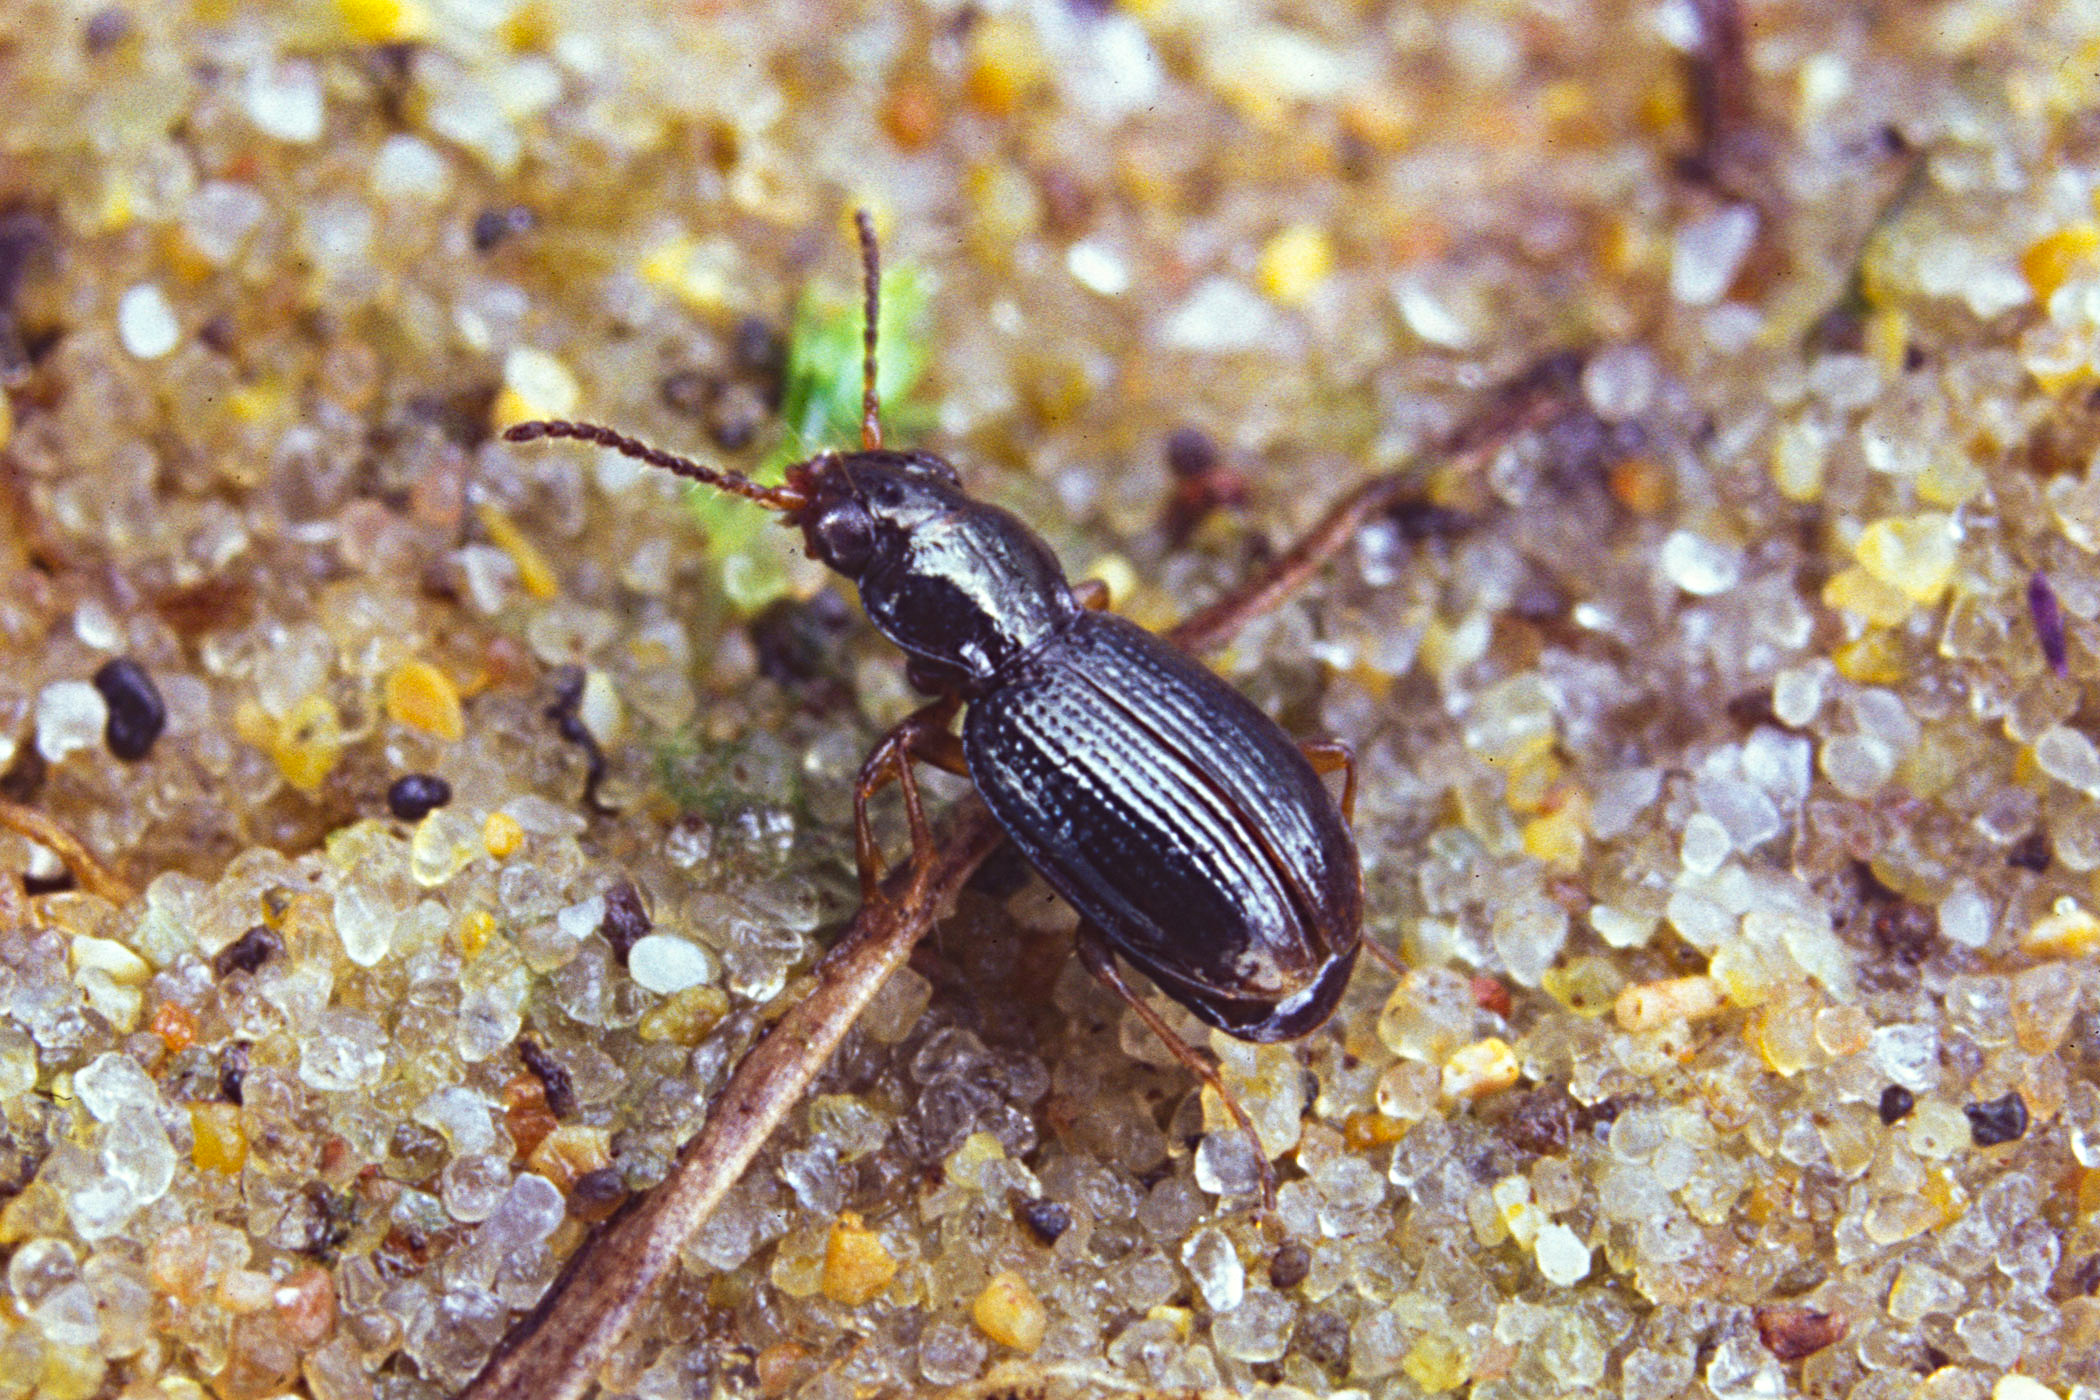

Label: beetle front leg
[1070,578,1111,611]
[1073,926,1279,1211]
[853,694,966,904]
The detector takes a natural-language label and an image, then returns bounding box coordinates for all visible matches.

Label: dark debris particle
[2029,571,2071,677]
[1388,498,1476,541]
[0,743,44,803]
[219,1041,251,1105]
[1877,1085,1915,1125]
[569,1166,627,1223]
[197,313,238,356]
[1016,1196,1071,1245]
[749,590,857,689]
[659,368,714,418]
[386,772,452,822]
[1725,688,1784,731]
[470,204,537,253]
[1159,425,1247,545]
[706,380,769,453]
[2007,829,2053,873]
[517,1037,576,1118]
[1504,1085,1582,1156]
[1964,1091,2029,1147]
[545,665,613,814]
[598,880,652,966]
[1755,1306,1847,1362]
[1868,897,1938,967]
[1165,425,1219,480]
[1269,1241,1311,1290]
[1037,164,1094,236]
[731,314,785,384]
[92,657,166,761]
[2069,1252,2100,1296]
[212,925,282,979]
[1293,1310,1350,1375]
[300,1182,358,1262]
[83,7,132,52]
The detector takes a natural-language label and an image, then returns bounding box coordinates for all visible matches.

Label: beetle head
[785,449,966,581]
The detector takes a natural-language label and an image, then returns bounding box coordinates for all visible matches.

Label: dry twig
[0,798,135,906]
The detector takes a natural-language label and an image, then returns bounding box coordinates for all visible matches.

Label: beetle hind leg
[853,695,966,903]
[1074,926,1279,1211]
[1297,738,1358,824]
[1298,739,1403,974]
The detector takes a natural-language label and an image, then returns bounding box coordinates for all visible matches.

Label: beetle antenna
[503,420,809,510]
[855,207,883,452]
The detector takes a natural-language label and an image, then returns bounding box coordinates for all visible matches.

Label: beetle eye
[811,502,876,574]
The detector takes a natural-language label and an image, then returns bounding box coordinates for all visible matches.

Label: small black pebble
[1269,1241,1311,1290]
[1877,1084,1915,1125]
[387,773,452,821]
[92,657,165,761]
[1016,1196,1071,1245]
[83,7,132,52]
[471,204,536,252]
[2069,1252,2100,1296]
[1964,1091,2029,1147]
[1164,425,1219,479]
[517,1037,576,1118]
[598,880,652,966]
[731,314,784,380]
[2007,829,2053,873]
[212,925,282,979]
[219,1040,251,1105]
[569,1166,627,1223]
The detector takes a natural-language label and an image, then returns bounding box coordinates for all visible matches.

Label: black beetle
[506,213,1367,1200]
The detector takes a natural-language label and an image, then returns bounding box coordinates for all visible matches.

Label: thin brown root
[1359,936,1406,977]
[0,799,135,906]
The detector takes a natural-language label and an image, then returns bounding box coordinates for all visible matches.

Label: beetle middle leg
[853,694,967,903]
[1073,925,1279,1210]
[1298,740,1404,975]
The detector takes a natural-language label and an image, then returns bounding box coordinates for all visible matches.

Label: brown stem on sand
[0,799,135,906]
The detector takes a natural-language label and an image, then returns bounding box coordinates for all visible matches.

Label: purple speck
[2030,571,2069,677]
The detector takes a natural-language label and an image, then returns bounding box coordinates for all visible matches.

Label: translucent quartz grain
[1181,1227,1244,1311]
[1771,661,1830,728]
[1659,531,1744,596]
[1581,344,1660,421]
[1671,205,1758,305]
[35,681,108,762]
[115,284,179,360]
[2034,724,2100,794]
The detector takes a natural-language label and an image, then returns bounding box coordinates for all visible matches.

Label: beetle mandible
[506,212,1370,1203]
